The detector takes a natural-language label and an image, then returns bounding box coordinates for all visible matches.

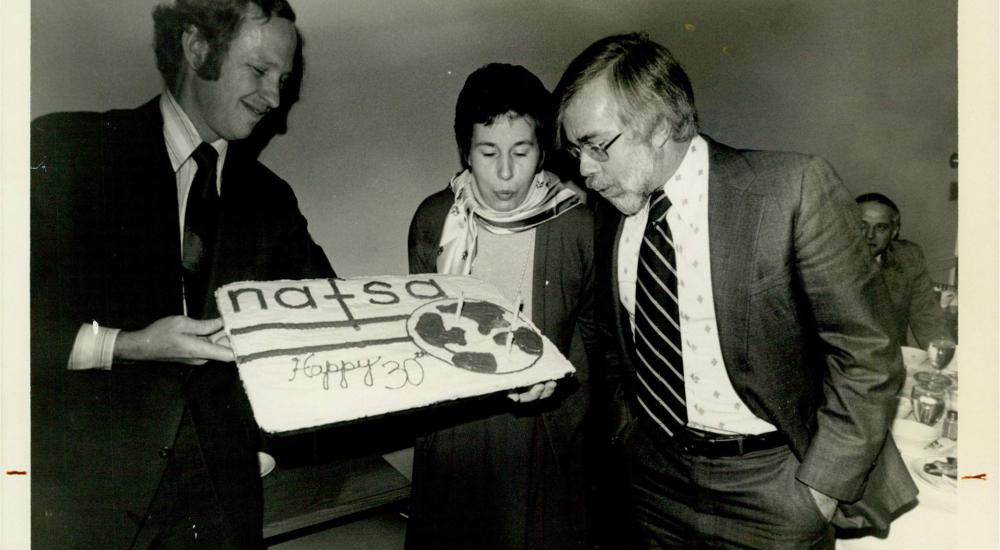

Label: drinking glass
[927,337,957,370]
[911,378,948,426]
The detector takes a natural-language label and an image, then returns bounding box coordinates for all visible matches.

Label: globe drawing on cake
[407,298,543,374]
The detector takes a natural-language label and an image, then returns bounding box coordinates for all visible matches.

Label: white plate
[912,456,957,492]
[892,418,939,453]
[258,451,276,478]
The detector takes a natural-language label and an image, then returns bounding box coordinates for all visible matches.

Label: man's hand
[114,316,235,365]
[807,486,839,522]
[507,380,557,403]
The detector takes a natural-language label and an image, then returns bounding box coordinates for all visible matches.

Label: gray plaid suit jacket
[594,137,918,532]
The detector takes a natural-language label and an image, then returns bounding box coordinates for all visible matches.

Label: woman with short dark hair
[406,63,597,549]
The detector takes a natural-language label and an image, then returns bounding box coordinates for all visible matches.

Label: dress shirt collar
[661,135,708,214]
[160,89,228,174]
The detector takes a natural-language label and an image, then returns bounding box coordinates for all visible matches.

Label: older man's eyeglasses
[566,132,623,163]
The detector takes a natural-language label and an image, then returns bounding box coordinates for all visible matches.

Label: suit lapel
[705,138,763,371]
[107,98,185,319]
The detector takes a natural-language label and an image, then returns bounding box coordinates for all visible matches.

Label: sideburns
[194,49,223,81]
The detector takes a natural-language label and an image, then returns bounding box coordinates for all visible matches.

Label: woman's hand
[507,380,557,403]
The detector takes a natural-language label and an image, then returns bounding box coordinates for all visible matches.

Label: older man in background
[856,192,954,348]
[556,33,916,548]
[31,0,333,547]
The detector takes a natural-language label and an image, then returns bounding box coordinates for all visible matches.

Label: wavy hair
[153,0,296,94]
[554,32,698,146]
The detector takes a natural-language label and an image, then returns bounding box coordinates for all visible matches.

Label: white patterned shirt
[618,135,775,435]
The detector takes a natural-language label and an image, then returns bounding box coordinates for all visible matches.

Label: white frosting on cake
[215,274,575,434]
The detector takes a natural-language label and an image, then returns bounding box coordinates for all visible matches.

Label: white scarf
[436,169,581,275]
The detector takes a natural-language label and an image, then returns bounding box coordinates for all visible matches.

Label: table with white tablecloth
[838,346,958,549]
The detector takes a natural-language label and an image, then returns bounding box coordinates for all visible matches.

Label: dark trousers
[132,409,229,549]
[623,420,834,550]
[133,366,263,549]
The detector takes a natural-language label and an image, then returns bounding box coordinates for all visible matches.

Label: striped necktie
[633,190,687,436]
[181,142,219,319]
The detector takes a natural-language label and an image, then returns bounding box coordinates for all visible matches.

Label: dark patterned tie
[181,143,219,319]
[633,190,687,436]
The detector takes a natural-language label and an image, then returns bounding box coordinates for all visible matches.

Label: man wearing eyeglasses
[856,193,953,349]
[555,33,916,548]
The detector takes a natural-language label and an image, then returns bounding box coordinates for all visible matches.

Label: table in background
[258,419,417,545]
[261,453,410,544]
[838,346,958,549]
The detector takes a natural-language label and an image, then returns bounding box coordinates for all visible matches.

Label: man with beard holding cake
[30,1,333,547]
[555,33,917,548]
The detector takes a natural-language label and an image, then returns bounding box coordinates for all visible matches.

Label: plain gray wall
[31,0,958,279]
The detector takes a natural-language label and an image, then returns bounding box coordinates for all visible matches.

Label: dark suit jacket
[30,97,334,548]
[879,239,952,348]
[594,137,917,531]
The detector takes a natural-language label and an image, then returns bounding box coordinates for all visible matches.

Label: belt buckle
[700,434,742,458]
[735,438,746,456]
[683,428,725,457]
[707,438,735,459]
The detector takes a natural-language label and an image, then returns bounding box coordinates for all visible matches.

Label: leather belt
[641,419,787,458]
[673,427,786,458]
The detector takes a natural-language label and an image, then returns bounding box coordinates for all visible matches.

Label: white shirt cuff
[67,323,121,370]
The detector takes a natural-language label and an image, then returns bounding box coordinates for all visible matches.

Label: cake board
[215,274,576,434]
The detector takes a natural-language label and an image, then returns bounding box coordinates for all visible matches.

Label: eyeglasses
[566,132,623,162]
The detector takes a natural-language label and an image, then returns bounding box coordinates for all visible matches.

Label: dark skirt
[405,397,590,550]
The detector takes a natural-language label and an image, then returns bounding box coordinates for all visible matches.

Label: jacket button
[158,446,172,458]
